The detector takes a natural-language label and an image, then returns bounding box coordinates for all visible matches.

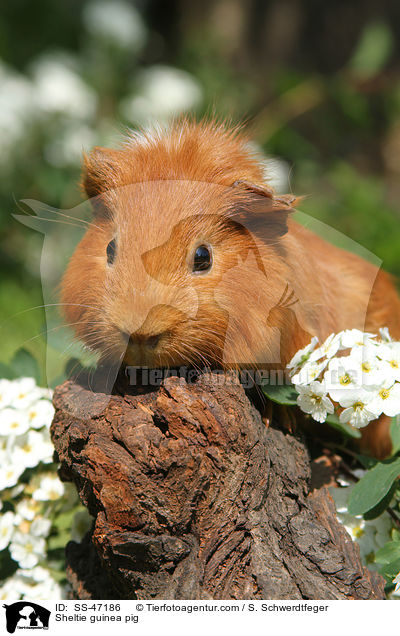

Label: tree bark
[51,371,385,600]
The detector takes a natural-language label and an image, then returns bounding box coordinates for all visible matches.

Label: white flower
[339,390,379,428]
[44,122,96,167]
[394,572,400,594]
[324,356,362,402]
[121,66,203,124]
[27,578,63,600]
[295,381,334,423]
[347,344,385,387]
[83,0,147,51]
[32,55,97,120]
[13,429,54,469]
[26,399,55,430]
[38,387,53,400]
[8,378,42,410]
[377,342,400,383]
[32,474,65,501]
[0,63,37,163]
[15,498,42,522]
[0,379,20,409]
[340,329,376,349]
[367,381,400,418]
[290,357,329,386]
[0,511,16,550]
[0,407,30,436]
[0,575,30,601]
[308,333,341,362]
[19,565,52,583]
[30,517,51,538]
[379,326,392,342]
[71,508,93,543]
[9,532,46,569]
[2,568,63,601]
[0,463,26,490]
[287,336,319,372]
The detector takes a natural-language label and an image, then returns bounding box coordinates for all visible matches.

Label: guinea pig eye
[106,239,116,265]
[192,244,212,274]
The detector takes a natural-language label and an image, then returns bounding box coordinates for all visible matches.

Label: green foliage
[10,348,41,383]
[349,21,394,80]
[324,413,362,440]
[260,383,298,406]
[348,458,400,516]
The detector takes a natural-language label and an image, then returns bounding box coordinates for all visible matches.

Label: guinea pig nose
[146,334,161,349]
[128,332,161,349]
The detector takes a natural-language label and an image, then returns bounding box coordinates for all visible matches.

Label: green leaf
[52,507,77,532]
[349,21,394,80]
[355,454,378,470]
[375,540,400,565]
[348,457,400,515]
[10,348,41,383]
[379,557,400,582]
[325,413,361,439]
[0,362,17,380]
[390,415,400,455]
[363,483,396,520]
[48,531,71,551]
[0,549,18,580]
[261,383,298,406]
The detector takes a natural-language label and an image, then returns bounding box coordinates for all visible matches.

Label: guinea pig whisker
[10,320,103,348]
[37,208,105,233]
[0,303,104,329]
[24,215,94,231]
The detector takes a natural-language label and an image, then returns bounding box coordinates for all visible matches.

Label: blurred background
[0,0,400,385]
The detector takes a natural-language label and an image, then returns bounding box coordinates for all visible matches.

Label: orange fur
[61,119,400,458]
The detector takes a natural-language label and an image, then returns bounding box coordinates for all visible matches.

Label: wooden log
[51,371,385,600]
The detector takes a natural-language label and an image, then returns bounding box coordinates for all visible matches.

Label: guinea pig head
[61,129,296,370]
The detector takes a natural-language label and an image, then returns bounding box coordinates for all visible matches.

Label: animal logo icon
[3,602,50,633]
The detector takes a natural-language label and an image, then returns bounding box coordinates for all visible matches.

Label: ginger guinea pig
[61,119,400,458]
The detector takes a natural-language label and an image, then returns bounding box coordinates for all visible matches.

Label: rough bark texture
[51,371,385,600]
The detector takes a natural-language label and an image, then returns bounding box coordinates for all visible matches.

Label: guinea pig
[61,119,400,458]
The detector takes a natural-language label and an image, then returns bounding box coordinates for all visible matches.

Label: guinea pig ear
[232,180,299,242]
[82,147,123,214]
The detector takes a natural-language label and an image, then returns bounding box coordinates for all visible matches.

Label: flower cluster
[287,328,400,428]
[0,377,91,601]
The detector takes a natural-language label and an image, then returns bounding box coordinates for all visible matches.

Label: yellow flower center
[379,388,390,400]
[365,552,375,564]
[29,411,37,420]
[25,541,34,553]
[10,422,19,429]
[18,520,30,534]
[361,362,371,373]
[352,526,364,539]
[22,444,32,453]
[390,360,398,369]
[339,374,351,385]
[353,402,365,411]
